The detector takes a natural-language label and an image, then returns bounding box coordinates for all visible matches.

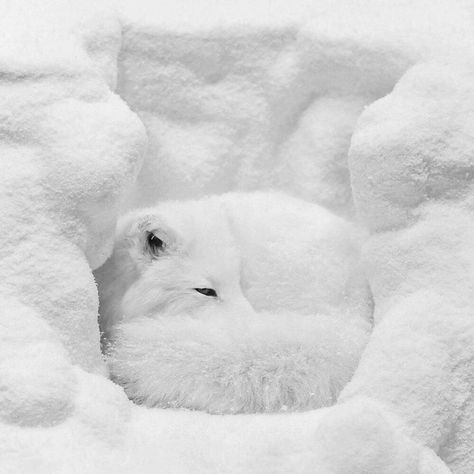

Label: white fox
[95,192,372,414]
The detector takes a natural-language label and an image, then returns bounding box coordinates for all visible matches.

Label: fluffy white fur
[108,310,368,414]
[95,192,371,414]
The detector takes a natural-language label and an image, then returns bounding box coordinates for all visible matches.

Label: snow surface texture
[2,0,474,472]
[97,193,370,413]
[0,0,147,436]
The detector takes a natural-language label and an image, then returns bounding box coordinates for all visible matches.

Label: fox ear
[145,231,165,257]
[121,212,180,257]
[116,213,157,241]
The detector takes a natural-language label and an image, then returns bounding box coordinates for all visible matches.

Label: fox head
[96,192,371,338]
[96,196,255,339]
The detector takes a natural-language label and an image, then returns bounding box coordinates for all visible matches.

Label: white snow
[116,0,474,217]
[2,0,474,472]
[343,61,474,473]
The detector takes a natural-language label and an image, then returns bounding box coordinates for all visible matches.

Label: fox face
[96,197,256,338]
[95,192,372,414]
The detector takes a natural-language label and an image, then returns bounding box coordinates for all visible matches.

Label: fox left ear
[146,231,165,257]
[138,215,178,258]
[117,211,179,260]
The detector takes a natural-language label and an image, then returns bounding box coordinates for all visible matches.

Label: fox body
[95,192,371,414]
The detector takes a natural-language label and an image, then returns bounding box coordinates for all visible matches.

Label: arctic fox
[95,192,371,414]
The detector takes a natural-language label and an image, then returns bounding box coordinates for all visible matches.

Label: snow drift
[1,0,474,472]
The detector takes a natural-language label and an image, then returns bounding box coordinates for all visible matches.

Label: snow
[1,0,474,472]
[117,0,474,216]
[343,61,474,473]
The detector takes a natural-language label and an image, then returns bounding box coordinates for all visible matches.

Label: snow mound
[0,297,76,426]
[342,60,474,473]
[117,0,474,217]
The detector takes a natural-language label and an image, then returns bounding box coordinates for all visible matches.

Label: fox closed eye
[194,288,218,297]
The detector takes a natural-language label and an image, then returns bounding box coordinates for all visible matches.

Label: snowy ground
[1,0,474,472]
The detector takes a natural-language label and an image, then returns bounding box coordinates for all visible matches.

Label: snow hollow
[1,0,474,472]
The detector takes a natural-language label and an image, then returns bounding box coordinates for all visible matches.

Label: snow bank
[2,0,474,472]
[0,0,145,468]
[117,0,474,217]
[342,61,474,473]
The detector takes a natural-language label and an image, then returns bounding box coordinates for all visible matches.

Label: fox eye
[147,232,164,256]
[194,288,217,297]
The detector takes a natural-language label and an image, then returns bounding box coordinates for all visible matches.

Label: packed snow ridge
[1,0,474,472]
